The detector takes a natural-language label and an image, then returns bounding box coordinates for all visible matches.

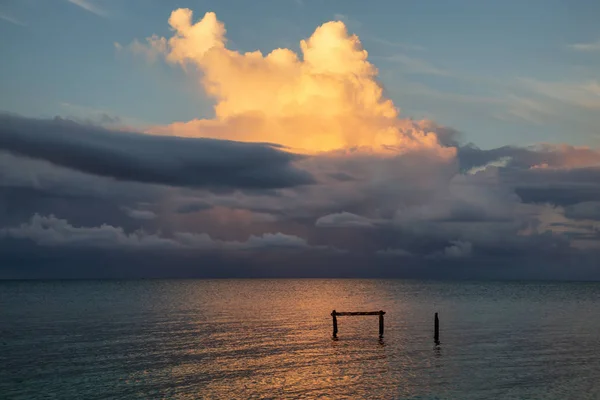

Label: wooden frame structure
[331,310,385,338]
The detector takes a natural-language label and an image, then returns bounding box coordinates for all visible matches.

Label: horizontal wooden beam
[332,311,385,316]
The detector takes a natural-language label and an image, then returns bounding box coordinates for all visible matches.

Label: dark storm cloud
[457,144,600,206]
[506,167,600,206]
[505,166,600,186]
[0,114,314,190]
[0,151,167,229]
[564,202,600,220]
[0,151,160,202]
[0,185,130,228]
[515,186,600,206]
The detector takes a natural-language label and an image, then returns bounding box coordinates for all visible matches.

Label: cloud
[58,102,137,128]
[2,8,600,279]
[122,208,156,220]
[175,201,213,214]
[515,183,600,207]
[305,149,593,258]
[517,203,600,246]
[564,201,600,220]
[442,240,472,258]
[502,95,551,125]
[128,35,168,62]
[0,12,26,27]
[519,78,600,110]
[315,212,381,228]
[130,9,454,158]
[176,230,329,251]
[1,214,338,253]
[458,143,600,172]
[382,54,449,76]
[568,39,600,52]
[0,113,314,190]
[493,156,600,206]
[425,240,473,260]
[375,248,413,257]
[363,35,426,52]
[1,214,174,249]
[466,156,511,175]
[393,168,519,225]
[332,13,362,29]
[66,0,107,17]
[0,151,159,203]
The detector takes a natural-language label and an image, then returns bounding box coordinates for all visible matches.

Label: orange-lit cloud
[134,9,454,157]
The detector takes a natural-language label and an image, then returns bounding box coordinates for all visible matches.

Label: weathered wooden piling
[331,310,385,338]
[434,312,440,344]
[331,310,338,338]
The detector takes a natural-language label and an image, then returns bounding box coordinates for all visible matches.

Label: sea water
[1,279,599,399]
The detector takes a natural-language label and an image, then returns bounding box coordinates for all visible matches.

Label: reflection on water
[434,343,442,358]
[1,279,600,399]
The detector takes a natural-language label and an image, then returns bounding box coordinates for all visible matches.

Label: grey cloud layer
[0,214,339,253]
[0,114,314,190]
[1,113,600,279]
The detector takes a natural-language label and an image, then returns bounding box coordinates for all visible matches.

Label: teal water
[1,280,599,399]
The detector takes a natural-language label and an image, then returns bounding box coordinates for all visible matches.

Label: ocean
[1,279,599,399]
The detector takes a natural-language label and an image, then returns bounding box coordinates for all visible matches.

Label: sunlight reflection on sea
[1,279,599,399]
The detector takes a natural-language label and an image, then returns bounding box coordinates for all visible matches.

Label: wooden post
[331,310,338,338]
[434,312,440,344]
[378,310,384,337]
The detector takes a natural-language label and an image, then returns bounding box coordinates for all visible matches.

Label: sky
[0,0,599,279]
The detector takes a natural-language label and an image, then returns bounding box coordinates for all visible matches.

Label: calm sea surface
[1,280,599,399]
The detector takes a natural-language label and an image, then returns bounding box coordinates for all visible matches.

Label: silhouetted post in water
[434,312,440,344]
[330,310,385,338]
[331,310,338,338]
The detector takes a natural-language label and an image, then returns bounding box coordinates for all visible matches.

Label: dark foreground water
[1,280,599,399]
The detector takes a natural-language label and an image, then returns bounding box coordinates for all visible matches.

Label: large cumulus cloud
[129,9,455,158]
